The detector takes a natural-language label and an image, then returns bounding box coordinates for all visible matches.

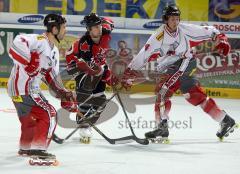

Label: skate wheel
[163,139,170,144]
[149,138,170,144]
[225,133,229,137]
[29,159,35,166]
[42,162,48,166]
[149,139,157,143]
[219,137,224,142]
[235,123,239,128]
[52,160,59,166]
[80,137,91,144]
[29,158,59,166]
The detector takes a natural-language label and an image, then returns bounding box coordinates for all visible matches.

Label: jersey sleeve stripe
[185,34,211,41]
[25,77,31,95]
[14,65,20,96]
[9,48,29,65]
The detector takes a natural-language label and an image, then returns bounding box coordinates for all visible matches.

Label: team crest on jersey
[80,41,90,52]
[37,35,45,40]
[156,31,164,41]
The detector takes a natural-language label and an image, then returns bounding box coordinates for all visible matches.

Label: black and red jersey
[65,20,114,93]
[65,27,112,67]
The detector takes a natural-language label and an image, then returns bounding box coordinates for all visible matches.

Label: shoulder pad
[156,31,164,41]
[37,35,46,40]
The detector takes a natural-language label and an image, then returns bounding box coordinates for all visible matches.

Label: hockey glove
[215,34,231,56]
[102,17,114,31]
[24,51,40,77]
[120,68,139,90]
[60,91,78,112]
[102,69,119,86]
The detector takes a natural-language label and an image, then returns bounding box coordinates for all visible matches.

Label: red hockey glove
[102,17,114,31]
[121,68,139,90]
[102,69,119,86]
[60,91,78,112]
[24,51,40,77]
[215,34,231,56]
[121,78,134,91]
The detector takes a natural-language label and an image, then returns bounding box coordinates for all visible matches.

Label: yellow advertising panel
[9,0,210,21]
[10,0,38,13]
[176,0,209,21]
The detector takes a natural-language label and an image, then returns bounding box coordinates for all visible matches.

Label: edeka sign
[9,0,209,21]
[11,0,167,18]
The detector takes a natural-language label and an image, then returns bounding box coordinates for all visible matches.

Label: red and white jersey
[129,23,220,71]
[8,33,59,97]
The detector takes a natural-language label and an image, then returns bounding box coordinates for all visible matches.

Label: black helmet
[44,14,66,32]
[81,13,102,28]
[162,5,181,21]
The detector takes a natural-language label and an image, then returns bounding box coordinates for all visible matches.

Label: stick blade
[134,138,149,145]
[113,135,135,144]
[52,134,64,144]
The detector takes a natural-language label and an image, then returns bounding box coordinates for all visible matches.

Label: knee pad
[183,86,225,122]
[200,97,225,122]
[183,85,207,106]
[200,97,217,113]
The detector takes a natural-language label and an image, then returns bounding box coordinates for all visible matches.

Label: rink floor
[0,88,239,174]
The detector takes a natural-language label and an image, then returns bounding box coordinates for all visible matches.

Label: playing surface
[0,88,239,174]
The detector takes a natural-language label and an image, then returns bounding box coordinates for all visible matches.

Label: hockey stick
[85,90,148,145]
[52,118,136,145]
[115,92,149,145]
[52,129,79,144]
[87,121,135,144]
[53,92,147,145]
[52,93,117,144]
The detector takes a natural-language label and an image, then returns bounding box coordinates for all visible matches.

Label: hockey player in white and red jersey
[122,5,237,143]
[8,14,78,163]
